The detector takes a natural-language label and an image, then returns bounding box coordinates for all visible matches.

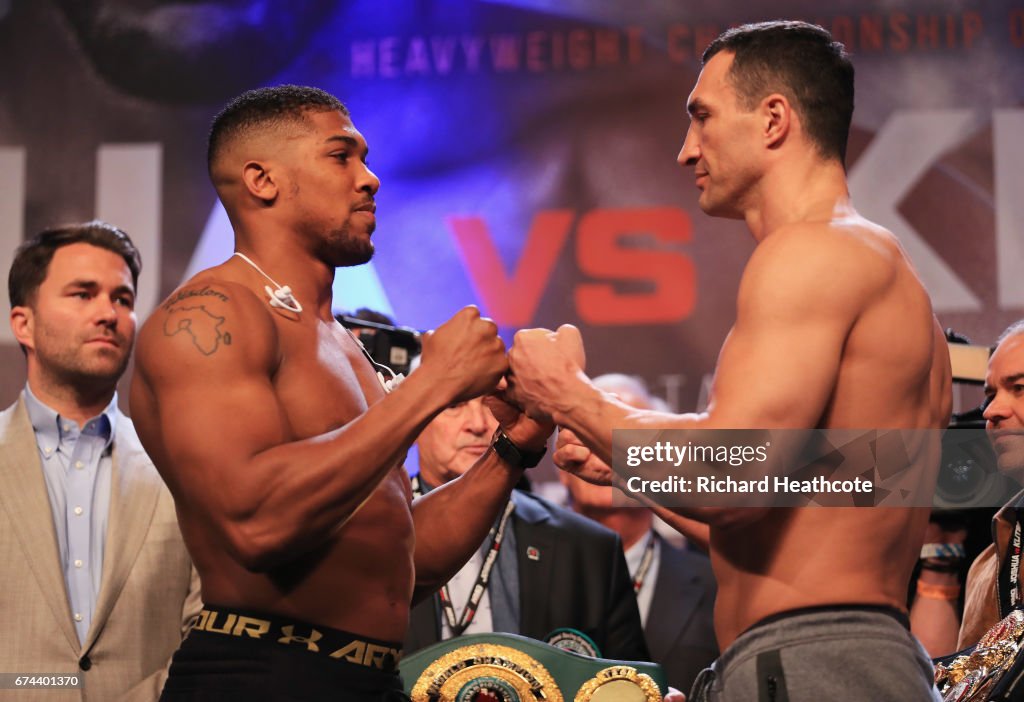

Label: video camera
[337,315,422,377]
[934,330,1015,511]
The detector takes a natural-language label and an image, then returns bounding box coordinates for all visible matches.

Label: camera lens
[936,455,985,505]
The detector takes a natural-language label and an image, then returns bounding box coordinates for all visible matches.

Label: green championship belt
[400,632,667,702]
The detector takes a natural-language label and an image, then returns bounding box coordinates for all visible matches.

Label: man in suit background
[559,373,718,693]
[0,221,201,701]
[404,394,648,661]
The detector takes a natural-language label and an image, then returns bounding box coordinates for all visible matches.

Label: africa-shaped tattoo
[164,305,232,356]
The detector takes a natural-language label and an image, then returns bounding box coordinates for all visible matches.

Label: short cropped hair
[703,21,855,164]
[9,221,141,308]
[207,84,349,172]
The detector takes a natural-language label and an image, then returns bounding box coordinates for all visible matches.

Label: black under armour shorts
[160,605,408,702]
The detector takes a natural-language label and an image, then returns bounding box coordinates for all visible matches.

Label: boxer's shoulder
[139,274,279,374]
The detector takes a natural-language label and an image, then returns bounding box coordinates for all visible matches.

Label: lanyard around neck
[411,475,516,636]
[632,531,657,594]
[999,516,1023,616]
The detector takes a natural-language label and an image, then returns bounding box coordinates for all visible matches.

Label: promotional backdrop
[0,0,1020,414]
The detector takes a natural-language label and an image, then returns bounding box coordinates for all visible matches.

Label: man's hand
[553,427,613,486]
[484,389,553,454]
[506,324,586,421]
[418,306,508,403]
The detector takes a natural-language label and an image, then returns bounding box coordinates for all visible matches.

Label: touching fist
[419,306,507,403]
[483,391,554,454]
[506,324,586,422]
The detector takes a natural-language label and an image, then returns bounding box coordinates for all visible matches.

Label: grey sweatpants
[688,608,941,702]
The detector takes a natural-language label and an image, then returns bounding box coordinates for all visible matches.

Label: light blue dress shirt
[24,385,116,645]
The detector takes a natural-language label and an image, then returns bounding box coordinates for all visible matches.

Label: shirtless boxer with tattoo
[130,85,551,701]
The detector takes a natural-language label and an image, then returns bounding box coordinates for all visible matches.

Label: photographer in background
[910,322,1024,661]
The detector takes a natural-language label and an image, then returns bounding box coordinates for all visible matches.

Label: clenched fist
[554,427,613,486]
[506,324,586,422]
[418,306,507,404]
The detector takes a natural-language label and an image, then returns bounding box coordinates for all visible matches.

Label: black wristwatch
[492,429,547,469]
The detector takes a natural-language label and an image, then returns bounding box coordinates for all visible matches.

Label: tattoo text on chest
[163,305,232,356]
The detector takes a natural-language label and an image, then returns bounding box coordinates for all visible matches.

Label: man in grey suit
[0,221,201,701]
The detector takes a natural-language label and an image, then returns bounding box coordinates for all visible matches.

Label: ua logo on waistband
[191,608,402,670]
[278,625,323,652]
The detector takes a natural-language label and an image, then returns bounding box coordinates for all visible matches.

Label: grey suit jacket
[0,398,201,702]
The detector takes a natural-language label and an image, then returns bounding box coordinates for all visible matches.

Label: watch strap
[492,429,546,469]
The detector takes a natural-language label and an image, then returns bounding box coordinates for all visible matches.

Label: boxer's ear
[242,160,279,204]
[762,93,792,149]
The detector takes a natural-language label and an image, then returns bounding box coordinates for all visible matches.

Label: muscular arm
[131,287,505,572]
[513,227,882,527]
[554,426,711,550]
[409,449,523,602]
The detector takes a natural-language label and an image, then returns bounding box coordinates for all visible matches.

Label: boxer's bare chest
[270,319,387,440]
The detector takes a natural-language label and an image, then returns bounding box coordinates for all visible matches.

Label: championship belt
[934,609,1024,701]
[401,632,666,702]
